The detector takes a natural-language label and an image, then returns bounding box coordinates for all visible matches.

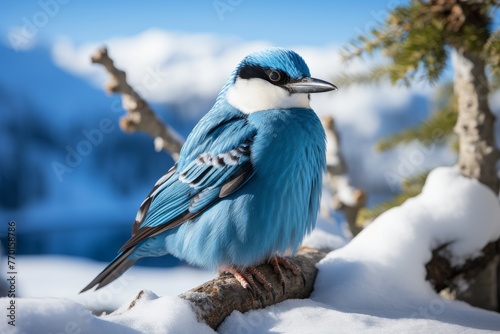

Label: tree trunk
[453,49,499,193]
[453,48,500,311]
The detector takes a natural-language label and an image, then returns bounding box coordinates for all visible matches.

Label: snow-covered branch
[91,47,184,159]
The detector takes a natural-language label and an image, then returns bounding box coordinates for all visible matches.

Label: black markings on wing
[179,140,252,189]
[132,165,177,234]
[120,141,254,252]
[219,159,253,198]
[120,210,199,252]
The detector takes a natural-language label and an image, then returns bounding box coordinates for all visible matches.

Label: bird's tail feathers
[80,247,138,293]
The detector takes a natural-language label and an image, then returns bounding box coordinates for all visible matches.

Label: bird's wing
[119,115,256,251]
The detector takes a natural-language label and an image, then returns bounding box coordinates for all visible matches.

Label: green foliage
[357,171,429,225]
[335,65,395,87]
[338,1,500,228]
[376,83,458,151]
[485,30,500,76]
[340,0,498,86]
[492,74,500,92]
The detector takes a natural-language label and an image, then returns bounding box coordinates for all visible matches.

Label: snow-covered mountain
[0,43,199,265]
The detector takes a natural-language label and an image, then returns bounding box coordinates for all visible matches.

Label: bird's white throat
[226,77,311,114]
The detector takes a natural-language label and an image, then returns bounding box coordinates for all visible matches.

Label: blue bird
[81,48,337,294]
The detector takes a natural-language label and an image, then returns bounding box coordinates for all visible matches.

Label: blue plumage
[81,48,336,292]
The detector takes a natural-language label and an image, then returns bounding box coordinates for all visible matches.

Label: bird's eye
[268,70,281,82]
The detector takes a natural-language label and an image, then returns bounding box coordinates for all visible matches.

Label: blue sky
[0,0,418,47]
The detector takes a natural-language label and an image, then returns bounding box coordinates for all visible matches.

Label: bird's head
[225,48,337,114]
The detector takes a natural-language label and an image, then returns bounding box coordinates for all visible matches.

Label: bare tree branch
[322,116,366,235]
[91,47,184,160]
[123,248,328,330]
[179,247,328,329]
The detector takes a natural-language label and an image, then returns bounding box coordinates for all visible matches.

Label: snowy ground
[12,256,216,312]
[2,167,500,333]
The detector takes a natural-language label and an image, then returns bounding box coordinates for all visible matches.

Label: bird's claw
[271,256,306,294]
[221,257,303,302]
[247,267,277,302]
[220,266,275,302]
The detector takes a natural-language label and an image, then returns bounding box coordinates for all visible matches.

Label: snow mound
[0,294,213,334]
[2,167,500,333]
[315,166,500,311]
[221,167,500,332]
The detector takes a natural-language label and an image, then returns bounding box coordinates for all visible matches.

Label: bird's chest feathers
[249,109,325,182]
[226,77,311,114]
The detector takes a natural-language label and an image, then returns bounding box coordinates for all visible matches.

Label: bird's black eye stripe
[238,64,290,86]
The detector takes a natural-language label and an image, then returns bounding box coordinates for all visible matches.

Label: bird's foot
[271,256,306,294]
[220,266,276,301]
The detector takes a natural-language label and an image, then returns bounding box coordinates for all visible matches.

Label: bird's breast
[248,108,325,175]
[233,108,326,253]
[161,108,326,269]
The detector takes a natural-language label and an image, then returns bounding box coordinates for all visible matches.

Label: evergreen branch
[491,74,500,91]
[434,81,455,102]
[376,104,457,152]
[356,170,429,226]
[334,65,394,87]
[356,188,419,226]
[342,0,497,85]
[376,82,457,151]
[485,29,500,76]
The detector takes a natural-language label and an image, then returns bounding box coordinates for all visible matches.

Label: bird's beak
[286,77,337,94]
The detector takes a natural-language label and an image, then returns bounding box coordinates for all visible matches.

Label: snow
[312,167,500,310]
[15,255,216,311]
[1,257,216,333]
[107,290,212,334]
[219,298,500,333]
[2,167,500,333]
[2,294,213,334]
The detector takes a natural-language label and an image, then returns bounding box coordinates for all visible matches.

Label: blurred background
[0,0,499,272]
